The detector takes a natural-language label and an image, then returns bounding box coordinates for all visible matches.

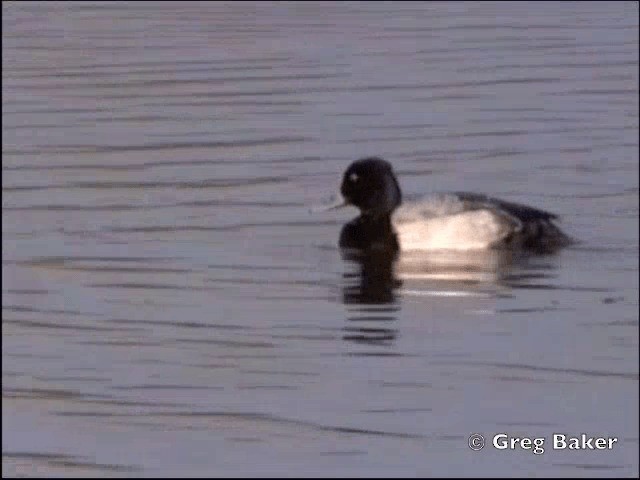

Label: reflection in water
[341,248,401,305]
[339,233,567,347]
[397,249,516,286]
[340,247,401,347]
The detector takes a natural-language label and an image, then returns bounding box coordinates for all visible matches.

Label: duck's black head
[340,157,402,218]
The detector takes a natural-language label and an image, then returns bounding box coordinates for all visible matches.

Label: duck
[326,157,573,254]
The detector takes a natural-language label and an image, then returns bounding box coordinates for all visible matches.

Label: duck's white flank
[392,194,519,251]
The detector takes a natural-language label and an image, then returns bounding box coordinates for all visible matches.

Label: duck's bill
[309,195,349,213]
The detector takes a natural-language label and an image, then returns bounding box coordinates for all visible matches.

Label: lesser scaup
[326,157,573,253]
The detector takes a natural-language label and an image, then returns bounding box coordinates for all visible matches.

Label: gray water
[2,1,639,477]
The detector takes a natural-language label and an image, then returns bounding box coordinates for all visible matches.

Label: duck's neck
[339,213,399,253]
[360,212,394,232]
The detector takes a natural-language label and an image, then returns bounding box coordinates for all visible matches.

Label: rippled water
[2,1,639,477]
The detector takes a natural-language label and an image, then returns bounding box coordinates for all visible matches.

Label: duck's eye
[349,173,359,183]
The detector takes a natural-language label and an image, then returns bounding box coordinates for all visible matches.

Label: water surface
[2,1,639,477]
